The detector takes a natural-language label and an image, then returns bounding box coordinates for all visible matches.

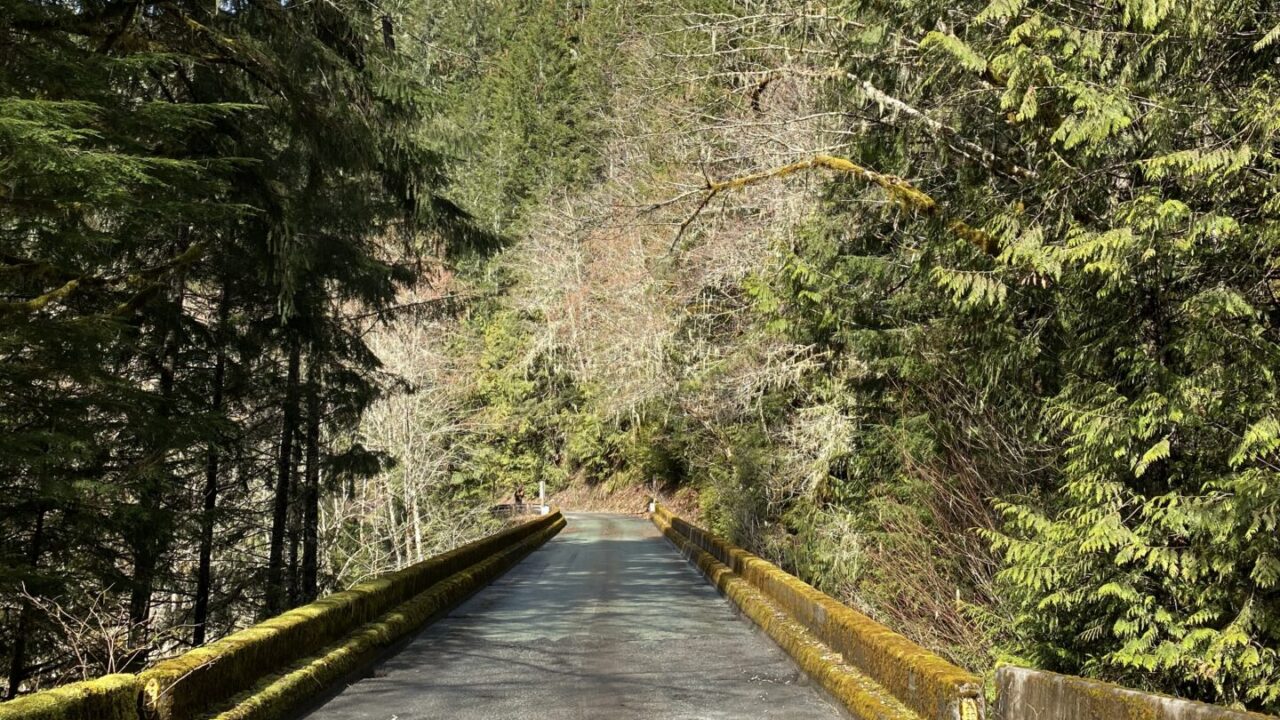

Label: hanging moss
[0,675,138,720]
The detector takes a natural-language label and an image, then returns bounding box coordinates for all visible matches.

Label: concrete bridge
[0,508,1271,720]
[301,513,844,720]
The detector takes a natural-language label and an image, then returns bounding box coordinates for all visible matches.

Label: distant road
[300,512,845,719]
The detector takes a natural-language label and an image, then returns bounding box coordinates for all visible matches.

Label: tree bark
[287,435,302,607]
[193,287,230,646]
[266,336,302,616]
[128,281,185,656]
[301,362,321,601]
[5,509,45,699]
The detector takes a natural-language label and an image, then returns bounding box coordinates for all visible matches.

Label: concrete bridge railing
[993,666,1277,720]
[651,503,982,720]
[652,503,1278,720]
[0,511,565,720]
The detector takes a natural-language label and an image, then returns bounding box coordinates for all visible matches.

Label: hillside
[362,0,1280,710]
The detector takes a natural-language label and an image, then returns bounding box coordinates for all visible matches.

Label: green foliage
[799,0,1280,709]
[488,0,1280,711]
[7,0,1280,713]
[451,308,576,496]
[0,0,481,692]
[394,0,1280,711]
[424,0,607,232]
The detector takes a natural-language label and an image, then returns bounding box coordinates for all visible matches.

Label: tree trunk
[128,283,185,655]
[287,435,302,607]
[5,509,45,699]
[403,407,423,562]
[266,336,302,616]
[301,363,321,602]
[193,288,230,646]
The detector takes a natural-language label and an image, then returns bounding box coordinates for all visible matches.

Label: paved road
[300,513,845,720]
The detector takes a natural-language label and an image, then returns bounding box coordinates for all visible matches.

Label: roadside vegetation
[3,0,1279,713]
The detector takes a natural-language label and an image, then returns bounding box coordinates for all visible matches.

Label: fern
[920,31,989,72]
[1254,23,1280,52]
[976,0,1031,23]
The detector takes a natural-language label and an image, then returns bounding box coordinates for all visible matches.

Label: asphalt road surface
[299,512,845,720]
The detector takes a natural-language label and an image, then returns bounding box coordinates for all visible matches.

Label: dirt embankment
[548,482,702,518]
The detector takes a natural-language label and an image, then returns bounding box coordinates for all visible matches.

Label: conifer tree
[0,0,480,691]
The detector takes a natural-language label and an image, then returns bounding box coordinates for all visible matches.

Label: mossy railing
[203,512,566,720]
[0,675,138,720]
[0,511,564,720]
[654,505,1280,720]
[652,504,983,720]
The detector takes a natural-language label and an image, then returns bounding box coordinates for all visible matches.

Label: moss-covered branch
[669,154,998,255]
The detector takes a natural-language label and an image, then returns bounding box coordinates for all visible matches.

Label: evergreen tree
[0,0,478,692]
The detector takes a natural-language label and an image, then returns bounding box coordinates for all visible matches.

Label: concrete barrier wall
[653,507,926,719]
[995,666,1276,720]
[0,675,138,720]
[0,512,564,720]
[207,514,567,720]
[654,504,982,720]
[655,505,1280,720]
[142,510,564,720]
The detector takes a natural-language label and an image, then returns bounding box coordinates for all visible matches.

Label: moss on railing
[208,515,566,720]
[141,511,562,720]
[0,512,562,720]
[652,509,918,720]
[653,504,983,720]
[0,675,138,720]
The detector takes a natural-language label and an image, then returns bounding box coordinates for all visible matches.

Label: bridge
[0,508,1269,720]
[301,513,843,720]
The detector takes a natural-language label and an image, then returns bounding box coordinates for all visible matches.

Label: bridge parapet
[0,674,137,720]
[653,504,1280,720]
[143,509,564,720]
[995,666,1275,720]
[0,511,564,720]
[653,504,982,720]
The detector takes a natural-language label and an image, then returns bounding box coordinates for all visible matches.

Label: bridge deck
[299,512,845,719]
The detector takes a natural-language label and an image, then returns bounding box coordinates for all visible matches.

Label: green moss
[0,513,564,720]
[0,675,138,720]
[654,505,984,720]
[209,516,566,720]
[142,512,564,720]
[654,510,916,719]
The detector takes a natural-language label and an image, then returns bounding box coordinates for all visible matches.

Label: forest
[3,0,1280,714]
